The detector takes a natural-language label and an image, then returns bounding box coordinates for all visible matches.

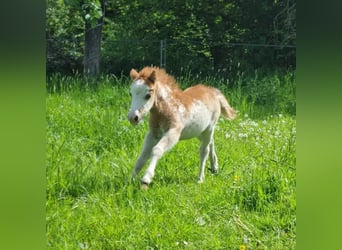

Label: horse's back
[183,84,222,112]
[184,84,236,120]
[183,84,216,96]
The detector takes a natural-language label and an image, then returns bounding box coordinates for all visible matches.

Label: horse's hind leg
[198,129,214,183]
[198,141,209,183]
[209,139,219,173]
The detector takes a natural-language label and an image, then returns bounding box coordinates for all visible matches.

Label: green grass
[46,71,296,249]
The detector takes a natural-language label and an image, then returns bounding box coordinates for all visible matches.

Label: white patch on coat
[157,83,170,100]
[180,100,211,140]
[169,97,186,117]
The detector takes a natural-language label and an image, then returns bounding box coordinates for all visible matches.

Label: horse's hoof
[212,169,218,174]
[141,182,149,190]
[208,167,218,174]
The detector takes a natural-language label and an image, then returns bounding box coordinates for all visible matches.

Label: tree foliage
[46,0,296,76]
[46,0,83,73]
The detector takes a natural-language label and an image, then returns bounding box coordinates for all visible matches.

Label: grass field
[46,71,296,249]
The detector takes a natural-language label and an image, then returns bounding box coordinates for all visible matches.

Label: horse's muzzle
[128,110,141,125]
[128,115,139,125]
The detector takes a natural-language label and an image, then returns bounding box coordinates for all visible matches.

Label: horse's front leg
[141,127,181,185]
[132,132,157,181]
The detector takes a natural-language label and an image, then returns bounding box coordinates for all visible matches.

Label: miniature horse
[127,66,236,188]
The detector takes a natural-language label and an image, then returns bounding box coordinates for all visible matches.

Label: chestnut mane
[139,66,180,91]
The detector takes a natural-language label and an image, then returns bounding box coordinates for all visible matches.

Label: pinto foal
[127,67,236,188]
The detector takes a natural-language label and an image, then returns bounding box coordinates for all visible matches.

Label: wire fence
[101,38,296,76]
[158,39,295,69]
[47,37,296,76]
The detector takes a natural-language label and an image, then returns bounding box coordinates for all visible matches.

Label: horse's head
[128,68,157,125]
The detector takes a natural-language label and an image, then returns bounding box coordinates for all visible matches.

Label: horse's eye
[145,93,151,100]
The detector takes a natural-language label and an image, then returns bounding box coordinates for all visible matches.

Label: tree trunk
[84,21,102,77]
[83,0,105,77]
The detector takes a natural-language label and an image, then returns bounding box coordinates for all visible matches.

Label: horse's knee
[152,146,163,158]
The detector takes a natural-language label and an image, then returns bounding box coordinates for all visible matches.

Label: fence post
[160,39,166,69]
[163,38,166,69]
[160,40,163,68]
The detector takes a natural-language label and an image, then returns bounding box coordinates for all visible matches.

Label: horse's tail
[217,90,237,120]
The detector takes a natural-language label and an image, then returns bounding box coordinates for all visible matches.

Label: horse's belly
[180,124,207,140]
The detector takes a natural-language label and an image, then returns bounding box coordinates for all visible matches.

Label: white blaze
[128,79,154,124]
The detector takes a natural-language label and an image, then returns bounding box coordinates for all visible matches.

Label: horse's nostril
[134,116,139,122]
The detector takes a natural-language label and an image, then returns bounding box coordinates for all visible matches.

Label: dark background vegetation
[46,0,296,79]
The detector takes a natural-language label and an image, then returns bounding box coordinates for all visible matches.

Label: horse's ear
[148,70,156,84]
[130,69,139,80]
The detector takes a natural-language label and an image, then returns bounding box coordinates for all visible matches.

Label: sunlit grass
[46,71,295,249]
